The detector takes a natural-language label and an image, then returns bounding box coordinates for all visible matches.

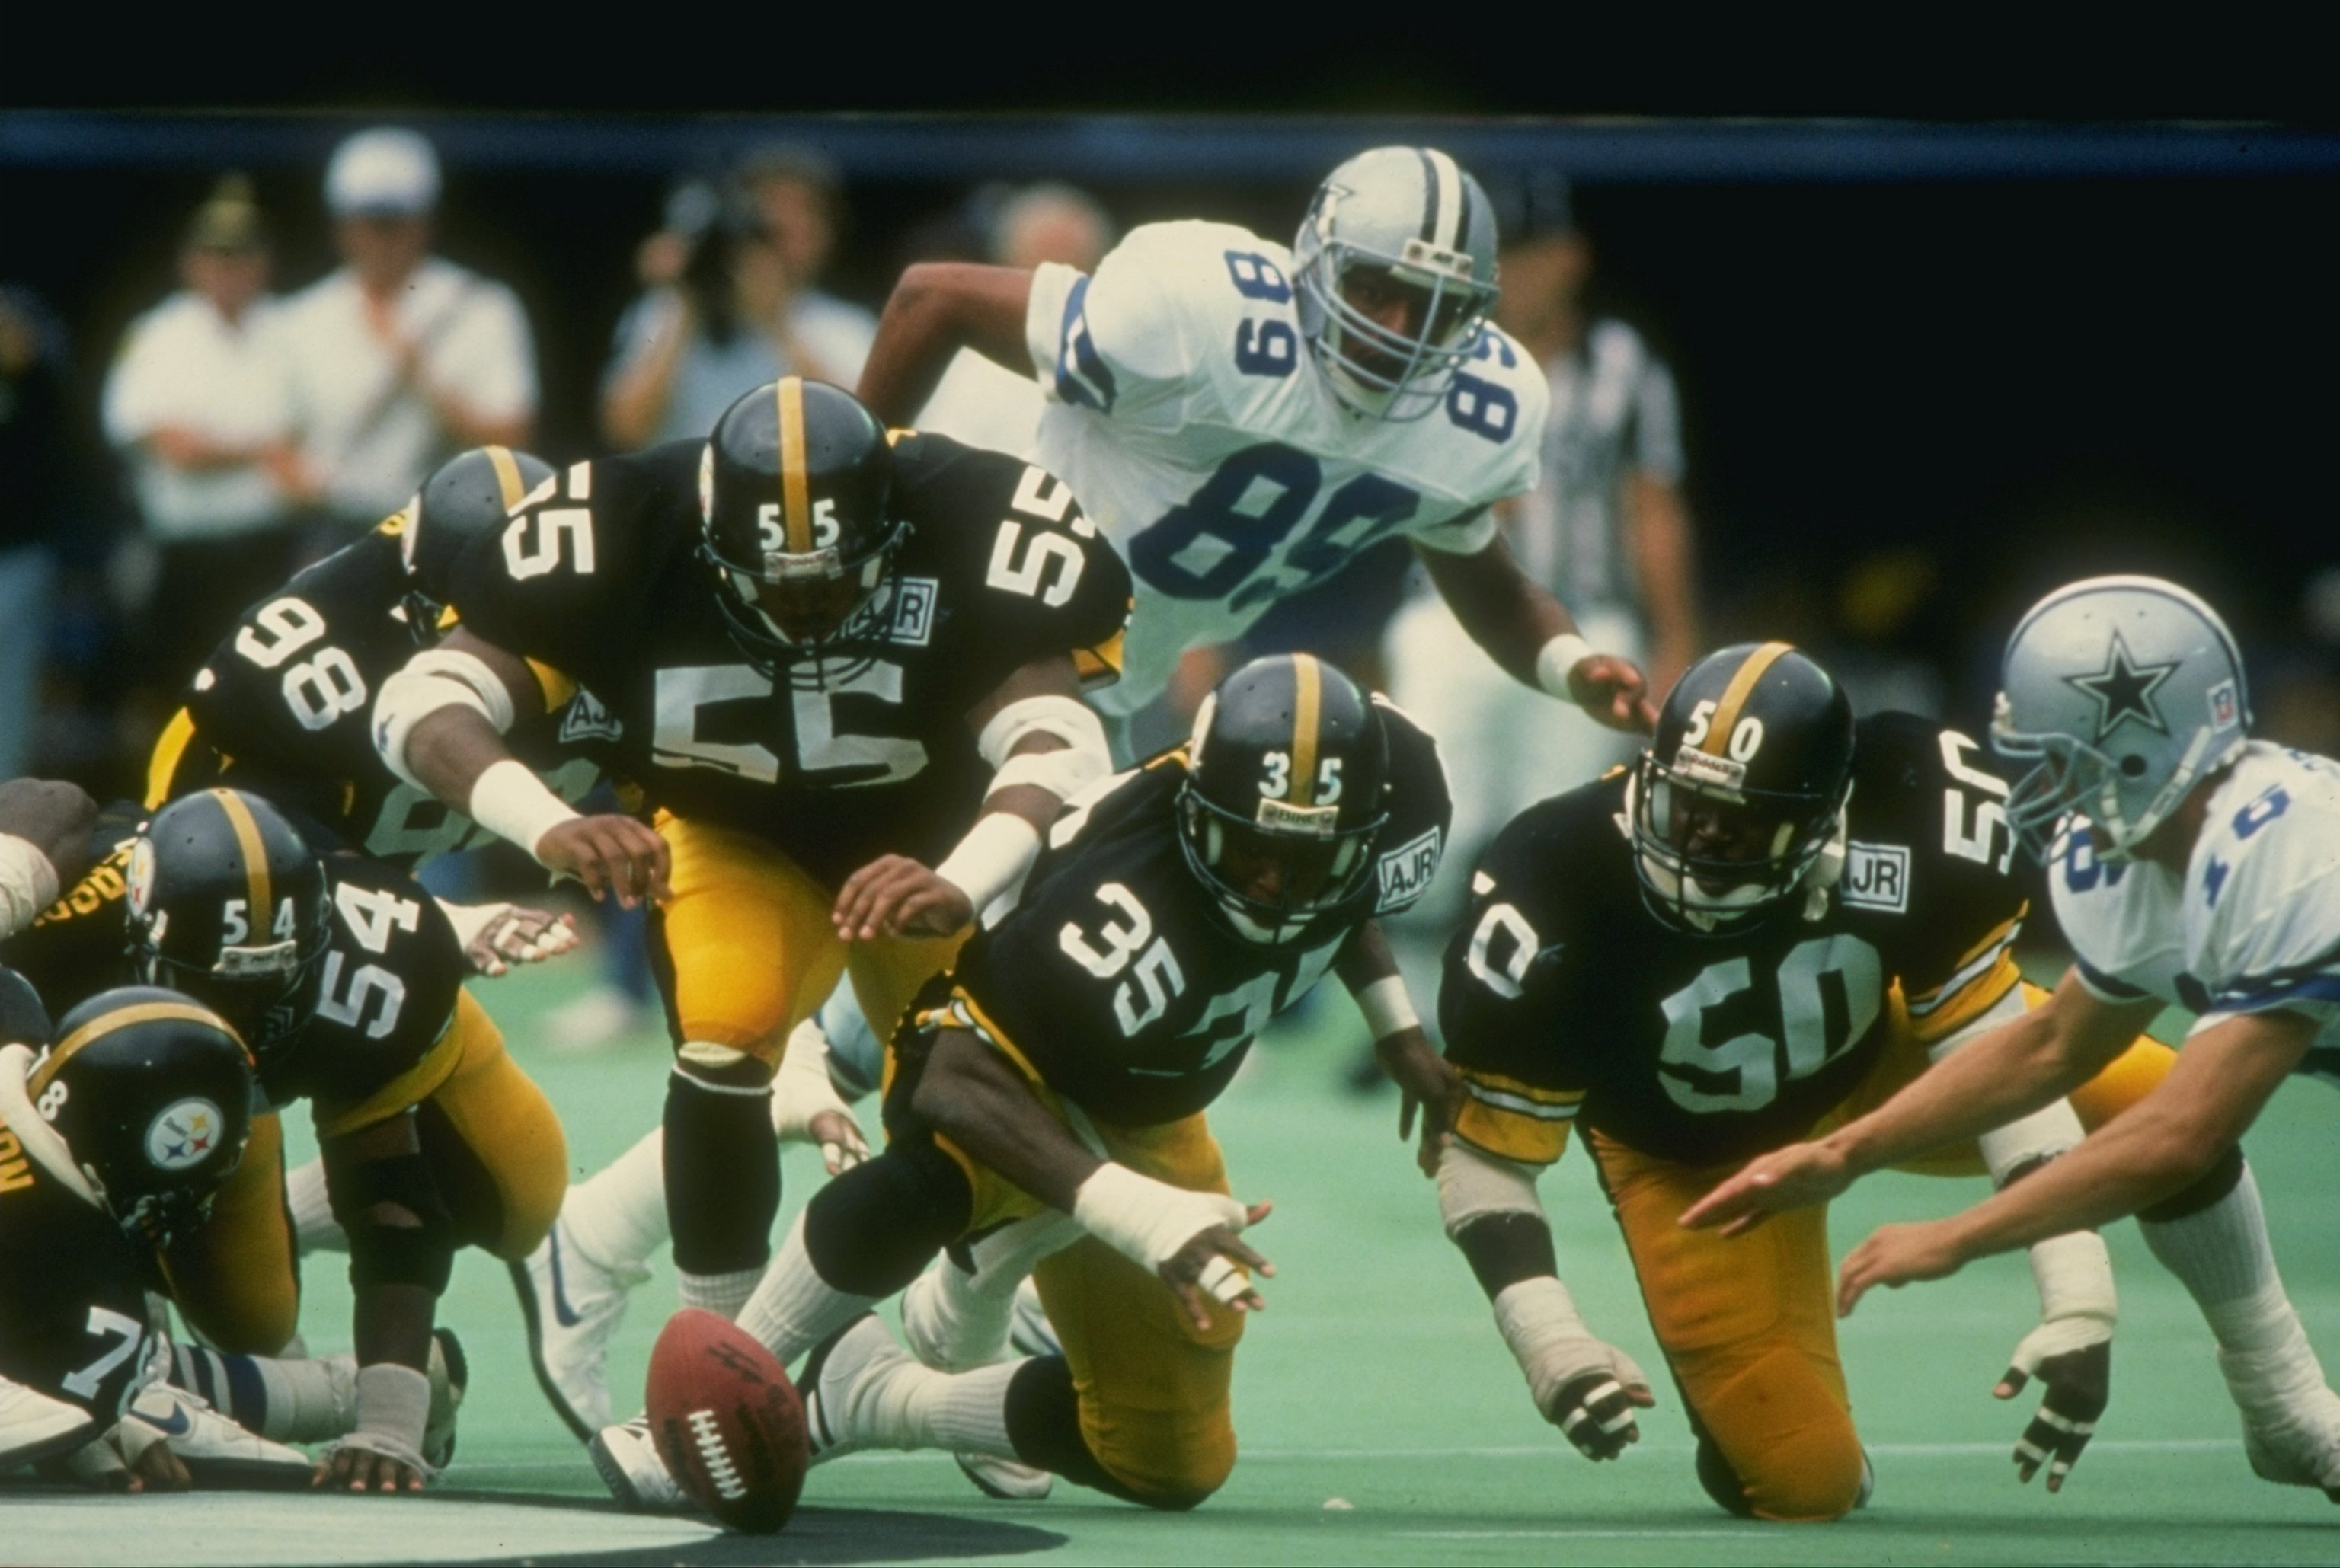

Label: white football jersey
[1023,220,1549,715]
[2051,743,2340,1068]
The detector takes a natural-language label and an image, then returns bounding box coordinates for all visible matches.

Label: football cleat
[589,1413,692,1513]
[2225,1346,2340,1499]
[801,1313,906,1467]
[1009,1278,1062,1360]
[424,1328,468,1471]
[509,1215,644,1441]
[126,1382,312,1490]
[955,1450,1055,1502]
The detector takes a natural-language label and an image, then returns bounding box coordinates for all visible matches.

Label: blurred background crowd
[2,113,2335,1043]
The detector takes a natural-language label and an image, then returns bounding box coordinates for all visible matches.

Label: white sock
[2140,1166,2287,1343]
[561,1127,672,1273]
[171,1343,355,1441]
[903,1211,1080,1372]
[677,1266,762,1321]
[285,1158,345,1254]
[864,1358,1022,1458]
[736,1212,878,1366]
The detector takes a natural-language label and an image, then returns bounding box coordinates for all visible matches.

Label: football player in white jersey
[855,144,1652,740]
[1688,575,2340,1500]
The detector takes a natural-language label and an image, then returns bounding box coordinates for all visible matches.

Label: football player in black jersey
[2,789,556,1493]
[580,655,1455,1514]
[1431,642,2243,1519]
[371,378,1132,1445]
[143,445,591,976]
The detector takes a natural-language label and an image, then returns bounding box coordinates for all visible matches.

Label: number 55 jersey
[1024,220,1549,717]
[1440,711,2031,1167]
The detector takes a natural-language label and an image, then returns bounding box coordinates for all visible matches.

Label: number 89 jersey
[1439,712,2029,1168]
[1025,221,1548,717]
[445,434,1132,889]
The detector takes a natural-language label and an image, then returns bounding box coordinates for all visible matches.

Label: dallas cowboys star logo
[2066,631,2180,742]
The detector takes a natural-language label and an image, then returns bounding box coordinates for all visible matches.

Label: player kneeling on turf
[590,654,1453,1512]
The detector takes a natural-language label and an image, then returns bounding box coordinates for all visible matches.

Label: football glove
[1494,1276,1655,1461]
[2000,1231,2118,1491]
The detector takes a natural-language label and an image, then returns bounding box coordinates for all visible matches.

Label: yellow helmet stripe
[777,378,813,554]
[28,1001,245,1097]
[1290,653,1323,806]
[1703,641,1797,756]
[208,789,273,934]
[484,445,526,511]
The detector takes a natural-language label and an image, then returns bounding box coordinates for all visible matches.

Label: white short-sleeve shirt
[281,257,537,522]
[1021,220,1548,714]
[2050,742,2340,1063]
[101,292,299,541]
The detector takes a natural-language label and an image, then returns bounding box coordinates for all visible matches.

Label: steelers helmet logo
[145,1097,225,1172]
[126,838,157,920]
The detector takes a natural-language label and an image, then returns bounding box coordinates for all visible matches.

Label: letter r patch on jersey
[1840,841,1910,913]
[1376,826,1443,912]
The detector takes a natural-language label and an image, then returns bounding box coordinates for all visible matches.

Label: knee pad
[330,1147,458,1295]
[664,1063,778,1276]
[2139,1144,2247,1224]
[802,1142,972,1297]
[1693,1348,1865,1522]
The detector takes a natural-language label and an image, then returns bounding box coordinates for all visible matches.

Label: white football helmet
[1992,575,2252,861]
[1293,146,1501,421]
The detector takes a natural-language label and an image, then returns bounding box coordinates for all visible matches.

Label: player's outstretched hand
[1162,1201,1274,1332]
[1837,1219,1971,1317]
[1998,1338,2110,1493]
[833,854,975,941]
[1543,1351,1658,1462]
[462,905,579,976]
[1567,653,1660,735]
[1376,1027,1462,1177]
[537,815,670,910]
[1679,1139,1853,1237]
[314,1441,428,1495]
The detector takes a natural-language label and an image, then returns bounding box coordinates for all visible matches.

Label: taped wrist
[1,834,60,938]
[466,761,581,862]
[772,1026,858,1143]
[1533,634,1594,699]
[331,1146,456,1293]
[976,695,1110,788]
[2027,1230,2118,1333]
[1494,1276,1604,1412]
[1351,975,1421,1042]
[1072,1163,1247,1278]
[934,813,1044,916]
[374,649,518,789]
[344,1361,436,1477]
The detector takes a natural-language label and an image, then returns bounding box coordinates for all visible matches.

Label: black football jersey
[443,436,1133,889]
[2,838,466,1126]
[903,701,1451,1127]
[148,525,602,870]
[1439,712,2026,1169]
[1,967,156,1435]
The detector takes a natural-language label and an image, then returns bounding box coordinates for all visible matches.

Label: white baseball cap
[325,128,441,217]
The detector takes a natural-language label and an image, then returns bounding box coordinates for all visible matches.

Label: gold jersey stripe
[1704,641,1796,757]
[145,708,197,810]
[30,1001,241,1097]
[1456,1100,1571,1167]
[209,789,272,931]
[1290,653,1323,806]
[778,378,813,554]
[485,445,527,511]
[1458,1065,1587,1107]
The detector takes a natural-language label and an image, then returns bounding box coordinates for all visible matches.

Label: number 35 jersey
[1440,712,2028,1168]
[1025,221,1549,716]
[444,433,1132,889]
[913,701,1450,1127]
[147,525,602,870]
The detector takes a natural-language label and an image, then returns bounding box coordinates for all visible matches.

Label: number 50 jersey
[444,433,1132,889]
[1440,712,2028,1168]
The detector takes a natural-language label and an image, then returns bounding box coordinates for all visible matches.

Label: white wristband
[934,812,1044,917]
[1072,1162,1252,1303]
[2028,1230,2118,1326]
[1534,634,1595,699]
[1353,975,1421,1041]
[1,834,60,939]
[465,760,580,863]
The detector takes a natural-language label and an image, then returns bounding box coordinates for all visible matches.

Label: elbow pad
[372,650,519,790]
[975,695,1111,801]
[1437,1139,1546,1240]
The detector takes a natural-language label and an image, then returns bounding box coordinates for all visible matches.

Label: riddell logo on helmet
[1672,749,1746,792]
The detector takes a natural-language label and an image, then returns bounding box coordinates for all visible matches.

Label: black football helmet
[1630,642,1856,933]
[699,378,906,687]
[26,986,256,1250]
[398,445,555,643]
[126,790,331,1068]
[1179,654,1392,944]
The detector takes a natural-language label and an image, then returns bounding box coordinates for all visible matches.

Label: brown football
[646,1308,809,1534]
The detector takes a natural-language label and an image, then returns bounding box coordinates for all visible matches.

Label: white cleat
[801,1314,908,1467]
[1009,1277,1062,1359]
[510,1216,644,1441]
[127,1383,313,1489]
[956,1450,1056,1501]
[897,1267,1056,1501]
[589,1413,692,1513]
[0,1379,102,1470]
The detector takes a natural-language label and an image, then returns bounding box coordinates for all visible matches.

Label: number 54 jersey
[1024,221,1549,716]
[445,434,1131,889]
[1440,712,2028,1168]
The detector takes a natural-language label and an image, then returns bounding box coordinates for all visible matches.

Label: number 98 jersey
[1439,712,2028,1168]
[443,433,1132,889]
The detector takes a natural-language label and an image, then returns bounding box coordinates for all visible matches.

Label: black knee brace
[801,1141,972,1297]
[331,1148,456,1295]
[664,1067,779,1276]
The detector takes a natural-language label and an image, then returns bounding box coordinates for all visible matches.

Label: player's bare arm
[912,1026,1272,1331]
[315,1111,442,1496]
[1840,1008,2316,1316]
[1683,967,2162,1237]
[856,263,1038,426]
[832,652,1098,941]
[0,778,98,934]
[377,627,669,908]
[1335,921,1458,1176]
[1415,534,1656,733]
